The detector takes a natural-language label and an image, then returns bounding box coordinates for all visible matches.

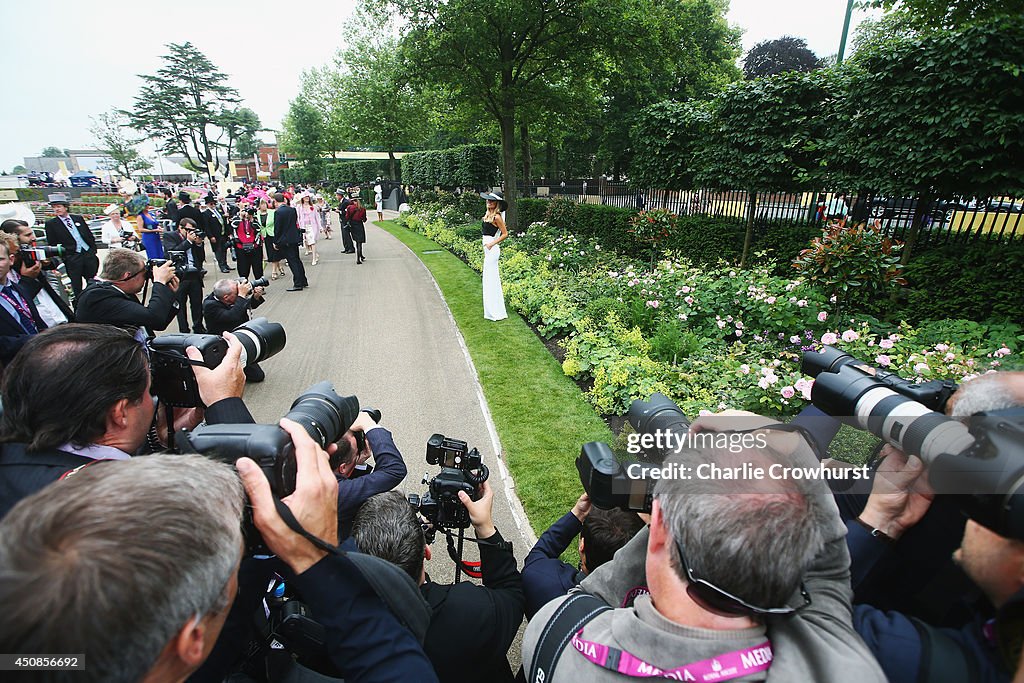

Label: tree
[41,147,64,157]
[218,107,262,162]
[280,98,326,182]
[862,0,1024,30]
[743,36,821,79]
[124,42,240,180]
[11,165,27,174]
[89,110,152,179]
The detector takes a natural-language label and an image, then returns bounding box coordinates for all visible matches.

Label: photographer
[332,410,408,539]
[231,209,264,280]
[0,323,252,519]
[2,219,72,327]
[0,420,438,683]
[0,240,45,366]
[524,412,886,682]
[522,493,645,620]
[75,247,179,338]
[352,483,524,683]
[203,278,266,382]
[167,217,207,334]
[846,372,1024,682]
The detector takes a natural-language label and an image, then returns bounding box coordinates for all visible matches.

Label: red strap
[59,459,113,480]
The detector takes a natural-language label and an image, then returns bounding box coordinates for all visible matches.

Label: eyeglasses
[674,538,811,616]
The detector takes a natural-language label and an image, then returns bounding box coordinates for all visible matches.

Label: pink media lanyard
[571,631,773,681]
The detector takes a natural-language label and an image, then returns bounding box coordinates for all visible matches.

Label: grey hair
[213,278,238,300]
[654,444,827,612]
[352,491,425,582]
[0,454,244,683]
[950,372,1024,417]
[99,247,145,280]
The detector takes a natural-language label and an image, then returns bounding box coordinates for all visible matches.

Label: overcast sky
[0,0,879,172]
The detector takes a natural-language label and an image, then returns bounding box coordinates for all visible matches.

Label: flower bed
[399,204,1021,419]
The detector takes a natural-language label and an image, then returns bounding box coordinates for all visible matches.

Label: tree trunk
[901,191,931,265]
[499,105,518,232]
[520,120,532,194]
[740,190,758,269]
[545,140,553,181]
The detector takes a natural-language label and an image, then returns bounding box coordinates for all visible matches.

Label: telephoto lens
[284,381,360,449]
[232,317,286,367]
[249,276,270,288]
[627,393,691,459]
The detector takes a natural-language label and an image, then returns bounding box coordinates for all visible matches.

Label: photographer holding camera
[203,278,267,382]
[0,419,438,683]
[1,218,73,328]
[75,247,180,339]
[0,323,253,519]
[353,481,525,683]
[525,411,886,683]
[231,209,264,281]
[167,217,207,334]
[0,239,45,366]
[522,493,645,620]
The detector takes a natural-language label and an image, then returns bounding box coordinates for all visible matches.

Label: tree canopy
[742,36,820,79]
[89,110,151,179]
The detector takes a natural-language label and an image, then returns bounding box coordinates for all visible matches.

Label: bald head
[948,371,1024,418]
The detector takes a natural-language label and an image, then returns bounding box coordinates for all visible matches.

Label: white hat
[103,203,121,216]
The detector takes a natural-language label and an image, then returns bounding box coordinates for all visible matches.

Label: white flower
[829,295,837,303]
[914,362,930,374]
[821,332,838,345]
[935,343,949,352]
[995,346,1012,358]
[757,377,771,390]
[944,352,956,361]
[817,312,828,322]
[766,296,777,304]
[790,336,801,344]
[841,330,859,342]
[684,296,694,305]
[681,285,691,293]
[875,354,892,366]
[739,364,750,375]
[796,299,808,308]
[735,329,743,337]
[879,338,894,349]
[717,319,727,329]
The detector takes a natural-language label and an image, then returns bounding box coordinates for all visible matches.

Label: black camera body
[18,244,65,270]
[577,393,690,513]
[147,251,204,281]
[410,434,488,539]
[238,276,270,289]
[149,318,286,408]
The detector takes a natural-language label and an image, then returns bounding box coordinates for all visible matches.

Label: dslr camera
[409,434,489,540]
[577,393,691,514]
[147,250,204,282]
[238,276,270,289]
[804,346,1024,540]
[149,317,286,408]
[18,244,65,268]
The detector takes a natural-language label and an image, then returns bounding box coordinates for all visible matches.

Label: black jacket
[74,280,179,335]
[165,231,206,270]
[0,397,255,520]
[273,205,302,246]
[202,207,227,241]
[419,529,524,683]
[43,214,97,254]
[164,198,179,224]
[177,203,206,234]
[0,280,46,365]
[202,291,263,336]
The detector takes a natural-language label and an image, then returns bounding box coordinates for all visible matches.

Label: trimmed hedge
[402,144,500,189]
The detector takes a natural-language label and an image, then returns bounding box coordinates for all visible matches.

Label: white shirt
[102,220,126,246]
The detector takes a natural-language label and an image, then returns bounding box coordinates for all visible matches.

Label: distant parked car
[69,171,102,188]
[987,199,1023,213]
[865,196,973,224]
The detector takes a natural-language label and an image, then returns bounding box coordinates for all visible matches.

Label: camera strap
[271,498,432,643]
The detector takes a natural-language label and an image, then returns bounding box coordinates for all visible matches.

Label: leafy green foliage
[630,100,710,190]
[402,144,500,188]
[743,36,821,79]
[280,99,326,181]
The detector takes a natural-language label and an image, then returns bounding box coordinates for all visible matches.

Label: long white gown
[482,236,507,321]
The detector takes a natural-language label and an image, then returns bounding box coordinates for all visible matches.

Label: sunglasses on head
[675,538,810,617]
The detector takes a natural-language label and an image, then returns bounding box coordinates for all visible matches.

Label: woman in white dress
[480,191,508,321]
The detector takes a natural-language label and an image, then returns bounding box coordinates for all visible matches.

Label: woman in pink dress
[296,192,323,266]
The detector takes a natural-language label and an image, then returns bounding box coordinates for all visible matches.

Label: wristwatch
[854,516,894,542]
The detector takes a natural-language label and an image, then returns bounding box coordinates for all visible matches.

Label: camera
[409,434,489,539]
[17,244,64,269]
[239,276,270,289]
[149,317,286,407]
[147,251,204,281]
[577,393,690,513]
[804,346,1024,540]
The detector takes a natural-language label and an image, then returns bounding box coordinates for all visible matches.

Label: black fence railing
[517,181,1024,244]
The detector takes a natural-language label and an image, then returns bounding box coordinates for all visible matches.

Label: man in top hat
[43,193,98,303]
[202,194,231,274]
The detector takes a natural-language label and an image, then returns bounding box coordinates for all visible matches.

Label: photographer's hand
[571,493,592,522]
[458,479,496,539]
[859,445,934,540]
[237,418,340,574]
[252,286,265,300]
[186,332,245,405]
[349,411,378,433]
[153,260,176,285]
[238,280,253,297]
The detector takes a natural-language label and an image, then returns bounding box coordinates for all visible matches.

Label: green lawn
[378,220,613,540]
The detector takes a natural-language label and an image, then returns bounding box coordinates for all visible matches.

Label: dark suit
[337,197,355,252]
[274,205,308,288]
[74,280,179,336]
[166,232,207,333]
[0,280,45,366]
[43,213,99,301]
[16,270,73,327]
[202,206,230,271]
[177,202,205,232]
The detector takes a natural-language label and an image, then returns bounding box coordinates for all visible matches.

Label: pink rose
[842,330,859,342]
[817,312,828,322]
[875,355,891,366]
[739,364,750,375]
[821,332,838,345]
[879,339,894,349]
[780,386,795,399]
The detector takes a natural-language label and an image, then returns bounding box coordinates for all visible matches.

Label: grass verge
[378,220,613,541]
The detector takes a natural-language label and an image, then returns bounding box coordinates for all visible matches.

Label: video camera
[577,393,691,514]
[804,346,1024,540]
[149,317,286,408]
[146,250,204,282]
[18,244,64,268]
[409,434,489,540]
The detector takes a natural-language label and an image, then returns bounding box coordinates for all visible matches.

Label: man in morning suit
[0,242,45,366]
[166,218,207,334]
[43,193,99,303]
[273,193,308,291]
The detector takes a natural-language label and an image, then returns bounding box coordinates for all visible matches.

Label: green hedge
[324,160,396,186]
[402,144,500,188]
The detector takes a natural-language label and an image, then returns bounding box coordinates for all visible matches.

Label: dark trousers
[280,243,308,288]
[176,278,205,332]
[340,221,354,252]
[236,248,264,280]
[210,237,229,269]
[65,252,99,304]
